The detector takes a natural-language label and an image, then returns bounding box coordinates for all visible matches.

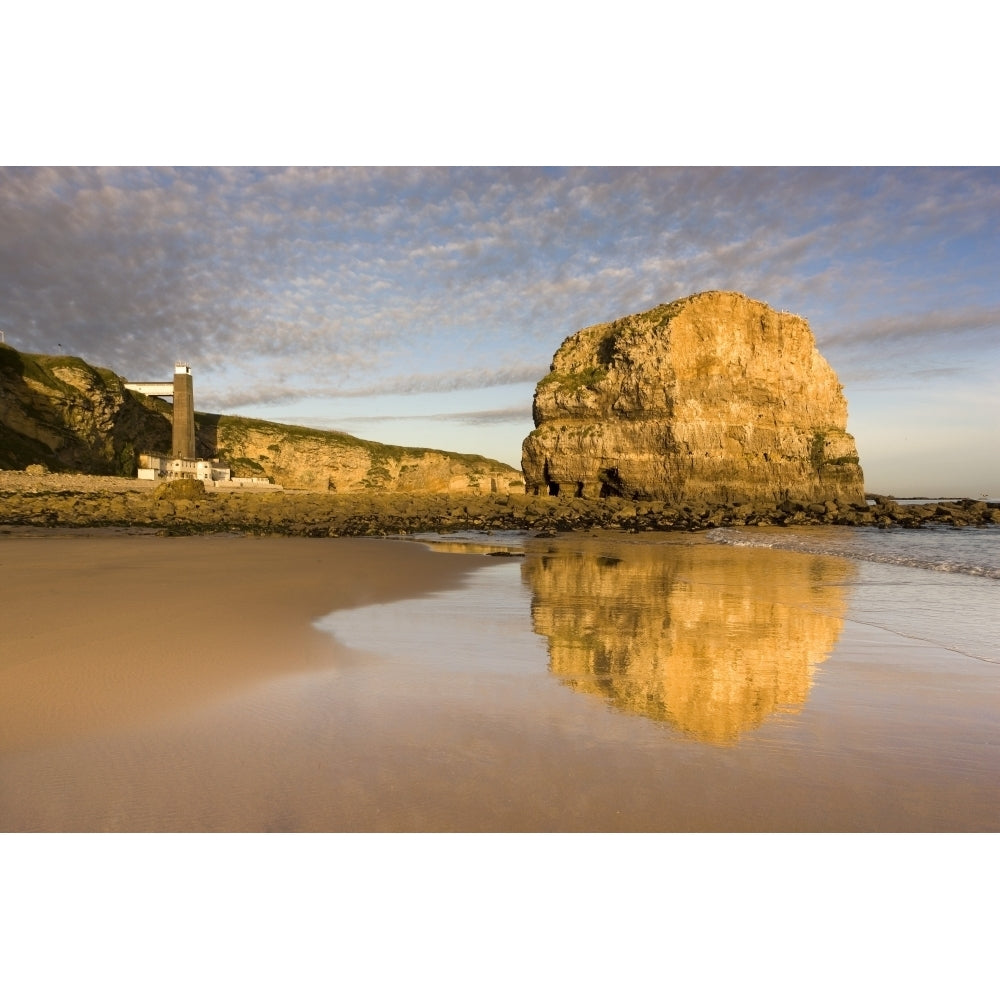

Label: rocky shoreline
[1,471,998,536]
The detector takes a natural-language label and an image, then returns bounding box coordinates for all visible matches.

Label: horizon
[2,167,998,498]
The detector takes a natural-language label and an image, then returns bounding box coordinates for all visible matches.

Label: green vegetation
[641,300,686,329]
[360,455,393,490]
[93,365,123,393]
[809,432,859,468]
[0,344,123,398]
[809,431,827,468]
[135,393,173,417]
[117,442,137,477]
[539,365,608,395]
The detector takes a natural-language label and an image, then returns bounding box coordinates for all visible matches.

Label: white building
[137,453,277,488]
[137,455,231,482]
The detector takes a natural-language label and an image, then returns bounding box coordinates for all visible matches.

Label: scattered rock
[0,478,996,536]
[154,479,206,500]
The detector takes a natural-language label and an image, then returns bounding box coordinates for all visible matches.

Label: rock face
[522,291,865,506]
[0,344,522,493]
[195,413,523,494]
[0,344,172,474]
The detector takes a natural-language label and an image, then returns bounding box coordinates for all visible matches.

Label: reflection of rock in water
[523,541,854,745]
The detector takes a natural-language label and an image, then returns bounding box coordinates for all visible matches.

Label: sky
[1,165,997,497]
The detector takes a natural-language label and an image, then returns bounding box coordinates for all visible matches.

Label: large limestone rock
[522,291,865,505]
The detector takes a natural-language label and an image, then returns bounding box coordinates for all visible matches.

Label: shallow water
[2,530,997,831]
[309,534,1000,830]
[708,522,1000,580]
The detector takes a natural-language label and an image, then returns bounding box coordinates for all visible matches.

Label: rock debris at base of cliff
[2,471,997,536]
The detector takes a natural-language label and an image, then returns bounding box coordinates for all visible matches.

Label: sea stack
[522,291,865,506]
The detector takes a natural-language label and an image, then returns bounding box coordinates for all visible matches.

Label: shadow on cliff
[0,344,172,473]
[195,412,221,459]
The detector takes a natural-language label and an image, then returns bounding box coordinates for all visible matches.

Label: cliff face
[195,413,523,493]
[522,291,865,505]
[0,345,172,474]
[0,345,521,492]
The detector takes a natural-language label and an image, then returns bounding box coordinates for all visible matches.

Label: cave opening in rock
[599,467,623,498]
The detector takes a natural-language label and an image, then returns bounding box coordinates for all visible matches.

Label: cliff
[194,413,522,493]
[0,344,521,492]
[0,344,173,474]
[522,291,865,506]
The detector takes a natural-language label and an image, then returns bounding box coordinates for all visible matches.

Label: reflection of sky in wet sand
[523,539,856,744]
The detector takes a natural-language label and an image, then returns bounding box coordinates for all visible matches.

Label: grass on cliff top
[1,346,517,473]
[0,343,122,396]
[196,412,517,471]
[543,301,690,395]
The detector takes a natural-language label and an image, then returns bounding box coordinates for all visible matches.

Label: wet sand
[2,531,997,831]
[0,533,492,752]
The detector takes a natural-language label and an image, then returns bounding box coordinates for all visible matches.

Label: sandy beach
[2,528,998,832]
[0,533,492,752]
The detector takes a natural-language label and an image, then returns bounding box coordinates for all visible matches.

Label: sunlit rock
[522,291,865,506]
[0,344,521,493]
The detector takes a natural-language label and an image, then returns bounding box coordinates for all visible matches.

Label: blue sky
[1,165,997,496]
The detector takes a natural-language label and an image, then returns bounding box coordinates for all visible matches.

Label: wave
[705,526,1000,580]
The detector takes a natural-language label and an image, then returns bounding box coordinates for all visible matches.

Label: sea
[705,522,1000,663]
[370,518,1000,661]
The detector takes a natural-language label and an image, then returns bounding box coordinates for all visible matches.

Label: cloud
[3,166,998,415]
[325,405,531,428]
[199,365,548,412]
[414,406,532,426]
[821,306,1000,349]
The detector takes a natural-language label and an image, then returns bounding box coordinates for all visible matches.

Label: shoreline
[2,471,998,536]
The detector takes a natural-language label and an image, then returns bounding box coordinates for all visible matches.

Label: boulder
[522,291,865,506]
[154,478,206,500]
